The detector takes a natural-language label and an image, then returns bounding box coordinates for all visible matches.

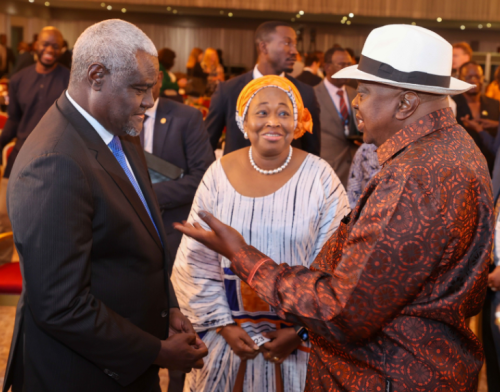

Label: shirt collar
[376,107,457,166]
[253,64,285,79]
[65,91,114,145]
[145,98,159,119]
[323,79,345,95]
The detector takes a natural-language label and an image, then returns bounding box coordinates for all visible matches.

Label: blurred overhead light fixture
[45,1,49,5]
[341,19,346,24]
[220,10,224,14]
[107,5,112,10]
[478,24,483,29]
[296,14,300,18]
[167,6,171,10]
[228,12,233,17]
[437,17,442,22]
[101,2,105,7]
[411,22,416,25]
[349,13,354,18]
[291,18,295,22]
[346,20,351,25]
[173,9,177,13]
[299,10,304,15]
[460,25,466,30]
[121,8,126,13]
[29,0,34,3]
[487,23,492,28]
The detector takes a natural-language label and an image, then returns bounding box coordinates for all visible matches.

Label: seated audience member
[315,47,359,187]
[0,34,15,77]
[452,41,472,78]
[58,40,72,69]
[452,61,500,172]
[158,47,185,102]
[206,21,321,156]
[11,42,35,75]
[175,24,493,392]
[141,62,214,392]
[296,52,323,86]
[201,47,224,97]
[186,47,204,77]
[0,26,69,265]
[346,143,380,209]
[172,75,349,392]
[487,67,500,102]
[186,47,206,96]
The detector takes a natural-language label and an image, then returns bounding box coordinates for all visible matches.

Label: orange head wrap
[235,75,313,139]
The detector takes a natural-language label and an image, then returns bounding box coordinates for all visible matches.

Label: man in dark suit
[2,19,207,392]
[453,61,500,173]
[141,67,214,392]
[315,47,359,186]
[206,21,321,156]
[141,70,214,268]
[296,52,323,86]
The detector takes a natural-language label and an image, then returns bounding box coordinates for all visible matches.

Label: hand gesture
[478,118,499,130]
[219,324,260,360]
[460,114,483,132]
[154,333,208,373]
[261,328,302,365]
[173,211,247,260]
[169,308,196,336]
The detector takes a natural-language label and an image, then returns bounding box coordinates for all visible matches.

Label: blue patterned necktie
[108,135,161,241]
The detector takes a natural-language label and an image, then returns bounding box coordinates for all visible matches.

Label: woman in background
[172,75,349,392]
[201,47,225,96]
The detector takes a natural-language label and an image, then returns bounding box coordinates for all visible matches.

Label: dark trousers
[483,288,500,390]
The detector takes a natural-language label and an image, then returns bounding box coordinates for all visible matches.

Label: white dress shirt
[65,91,138,182]
[323,79,351,116]
[253,64,285,79]
[142,98,159,154]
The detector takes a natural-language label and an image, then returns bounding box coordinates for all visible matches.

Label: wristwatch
[293,325,309,342]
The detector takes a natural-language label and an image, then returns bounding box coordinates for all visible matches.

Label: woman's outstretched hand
[173,210,247,260]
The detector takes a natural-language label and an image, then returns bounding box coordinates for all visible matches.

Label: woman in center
[172,75,349,392]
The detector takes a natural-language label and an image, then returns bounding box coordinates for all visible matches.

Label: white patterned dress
[172,154,349,392]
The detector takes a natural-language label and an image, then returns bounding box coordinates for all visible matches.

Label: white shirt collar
[145,98,159,119]
[253,64,285,79]
[323,78,346,95]
[65,91,114,145]
[303,66,316,75]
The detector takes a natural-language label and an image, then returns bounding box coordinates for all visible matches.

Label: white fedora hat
[333,24,474,95]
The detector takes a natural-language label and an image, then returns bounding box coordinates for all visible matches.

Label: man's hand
[261,328,302,365]
[173,211,247,260]
[154,333,208,373]
[478,118,499,130]
[169,308,196,336]
[460,114,483,132]
[219,325,260,360]
[488,266,500,292]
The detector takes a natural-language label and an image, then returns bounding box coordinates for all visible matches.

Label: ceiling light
[107,5,112,10]
[349,13,354,18]
[291,18,295,22]
[487,23,492,28]
[29,0,34,3]
[411,22,416,25]
[299,10,304,15]
[342,16,348,20]
[478,24,483,29]
[341,19,346,24]
[173,9,177,13]
[45,1,50,5]
[346,20,351,25]
[101,2,105,6]
[437,17,442,22]
[460,25,466,30]
[121,8,126,13]
[167,6,171,11]
[228,12,233,17]
[296,14,300,18]
[220,10,224,14]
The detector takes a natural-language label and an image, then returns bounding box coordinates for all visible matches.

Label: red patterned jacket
[230,108,494,391]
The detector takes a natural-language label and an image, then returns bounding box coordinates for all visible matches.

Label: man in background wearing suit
[141,71,214,268]
[315,47,359,187]
[141,68,214,392]
[206,21,321,156]
[296,52,323,86]
[3,19,207,392]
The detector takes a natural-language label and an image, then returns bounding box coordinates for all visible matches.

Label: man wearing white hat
[174,25,494,391]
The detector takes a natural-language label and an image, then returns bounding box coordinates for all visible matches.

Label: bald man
[0,27,69,264]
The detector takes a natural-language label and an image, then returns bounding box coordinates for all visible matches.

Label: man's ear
[88,63,107,91]
[258,41,268,56]
[395,91,420,120]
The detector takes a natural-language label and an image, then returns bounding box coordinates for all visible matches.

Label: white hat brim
[333,64,474,95]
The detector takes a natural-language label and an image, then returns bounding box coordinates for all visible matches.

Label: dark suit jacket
[453,93,500,173]
[314,81,359,187]
[296,70,323,86]
[148,98,214,264]
[3,92,178,392]
[206,70,321,156]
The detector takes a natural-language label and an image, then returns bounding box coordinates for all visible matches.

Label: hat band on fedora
[358,55,451,88]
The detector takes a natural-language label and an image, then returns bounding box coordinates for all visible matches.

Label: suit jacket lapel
[56,93,163,250]
[317,82,342,126]
[152,99,171,157]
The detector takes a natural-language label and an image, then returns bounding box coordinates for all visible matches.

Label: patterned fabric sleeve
[171,164,234,332]
[346,143,380,210]
[230,168,469,343]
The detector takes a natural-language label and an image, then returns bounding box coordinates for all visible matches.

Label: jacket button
[161,310,168,318]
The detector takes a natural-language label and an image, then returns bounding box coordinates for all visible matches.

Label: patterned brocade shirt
[230,108,494,391]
